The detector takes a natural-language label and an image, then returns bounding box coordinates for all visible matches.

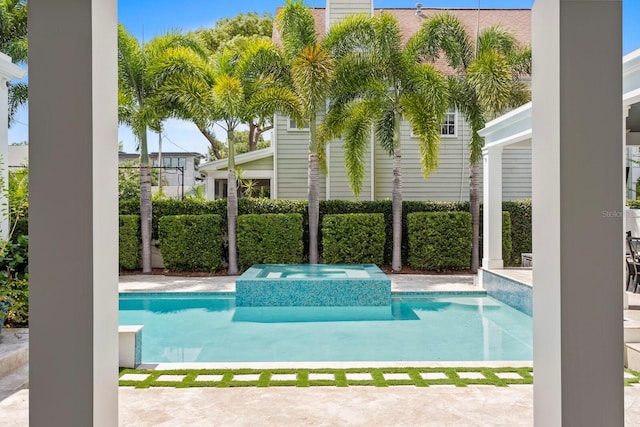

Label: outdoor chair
[626,232,640,292]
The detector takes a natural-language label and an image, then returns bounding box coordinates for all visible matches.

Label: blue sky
[8,0,640,155]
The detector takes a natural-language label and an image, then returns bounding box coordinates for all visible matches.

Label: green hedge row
[322,214,386,264]
[158,214,223,272]
[407,212,472,271]
[502,211,513,265]
[119,198,532,268]
[501,200,531,266]
[119,215,140,270]
[237,214,304,270]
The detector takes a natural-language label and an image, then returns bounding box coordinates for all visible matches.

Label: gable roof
[273,7,531,74]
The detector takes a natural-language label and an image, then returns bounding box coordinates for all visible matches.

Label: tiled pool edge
[480,269,533,316]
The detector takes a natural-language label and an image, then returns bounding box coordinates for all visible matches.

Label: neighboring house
[200,1,533,202]
[8,144,28,168]
[118,151,205,198]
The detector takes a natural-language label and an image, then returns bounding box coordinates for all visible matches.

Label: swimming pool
[119,293,532,363]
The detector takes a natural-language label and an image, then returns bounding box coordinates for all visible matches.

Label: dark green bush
[407,212,472,271]
[11,218,28,240]
[119,215,140,270]
[502,200,531,266]
[158,214,223,272]
[0,235,29,327]
[628,199,640,209]
[237,214,304,270]
[502,211,512,265]
[322,213,386,264]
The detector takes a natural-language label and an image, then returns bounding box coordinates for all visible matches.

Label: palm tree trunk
[470,161,481,273]
[391,113,402,272]
[308,115,319,264]
[248,123,258,152]
[139,132,152,274]
[227,128,239,275]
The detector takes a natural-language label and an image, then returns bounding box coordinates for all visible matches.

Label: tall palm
[276,0,335,264]
[412,14,531,272]
[0,0,27,125]
[152,38,291,274]
[321,13,449,271]
[118,25,203,273]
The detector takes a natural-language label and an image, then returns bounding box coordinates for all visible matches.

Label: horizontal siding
[327,0,372,25]
[275,113,532,202]
[328,136,373,201]
[275,114,326,200]
[239,156,273,171]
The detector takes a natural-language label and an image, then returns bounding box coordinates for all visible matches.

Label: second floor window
[154,157,186,168]
[288,118,310,131]
[440,108,457,137]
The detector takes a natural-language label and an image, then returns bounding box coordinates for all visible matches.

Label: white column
[205,176,216,200]
[532,1,623,426]
[0,54,26,240]
[29,0,118,425]
[482,145,503,269]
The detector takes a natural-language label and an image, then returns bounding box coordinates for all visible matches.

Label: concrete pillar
[482,145,503,269]
[532,1,623,426]
[0,54,26,240]
[29,0,118,425]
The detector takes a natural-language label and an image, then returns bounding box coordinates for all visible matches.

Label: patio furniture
[626,232,640,292]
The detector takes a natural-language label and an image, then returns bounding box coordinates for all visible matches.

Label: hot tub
[235,264,391,307]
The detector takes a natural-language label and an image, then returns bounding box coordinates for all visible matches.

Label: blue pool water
[119,293,532,363]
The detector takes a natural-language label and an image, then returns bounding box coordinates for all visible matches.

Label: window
[161,157,186,168]
[440,108,457,137]
[288,118,310,131]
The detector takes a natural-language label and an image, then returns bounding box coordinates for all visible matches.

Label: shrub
[158,214,223,272]
[502,211,512,265]
[237,214,304,270]
[119,215,140,270]
[0,235,29,327]
[11,218,28,240]
[502,200,531,266]
[407,212,472,271]
[322,213,386,264]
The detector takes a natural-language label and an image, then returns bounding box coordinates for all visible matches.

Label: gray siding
[327,0,372,27]
[275,114,326,200]
[328,137,373,200]
[502,147,532,200]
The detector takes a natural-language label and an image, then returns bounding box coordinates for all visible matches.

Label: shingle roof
[273,7,531,73]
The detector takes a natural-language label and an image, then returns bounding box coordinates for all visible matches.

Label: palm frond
[276,0,317,60]
[323,14,376,59]
[410,14,474,72]
[401,93,442,177]
[291,44,335,116]
[342,100,376,197]
[477,26,518,57]
[467,49,513,117]
[375,107,396,156]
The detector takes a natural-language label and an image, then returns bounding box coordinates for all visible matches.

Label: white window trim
[440,108,458,138]
[409,108,458,139]
[287,117,310,131]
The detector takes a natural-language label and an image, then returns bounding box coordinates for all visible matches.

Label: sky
[8,0,640,155]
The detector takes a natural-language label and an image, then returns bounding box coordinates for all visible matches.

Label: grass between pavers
[118,367,538,388]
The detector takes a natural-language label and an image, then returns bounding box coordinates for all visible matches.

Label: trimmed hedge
[407,212,472,271]
[119,198,531,268]
[158,214,223,272]
[119,215,140,270]
[322,213,386,264]
[501,200,531,266]
[502,211,512,265]
[237,213,304,270]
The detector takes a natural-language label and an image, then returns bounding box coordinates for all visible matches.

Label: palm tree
[0,0,27,125]
[412,14,531,272]
[321,13,449,272]
[152,37,292,274]
[275,0,335,264]
[118,25,203,273]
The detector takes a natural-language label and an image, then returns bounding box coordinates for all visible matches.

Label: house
[118,151,204,198]
[199,2,532,202]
